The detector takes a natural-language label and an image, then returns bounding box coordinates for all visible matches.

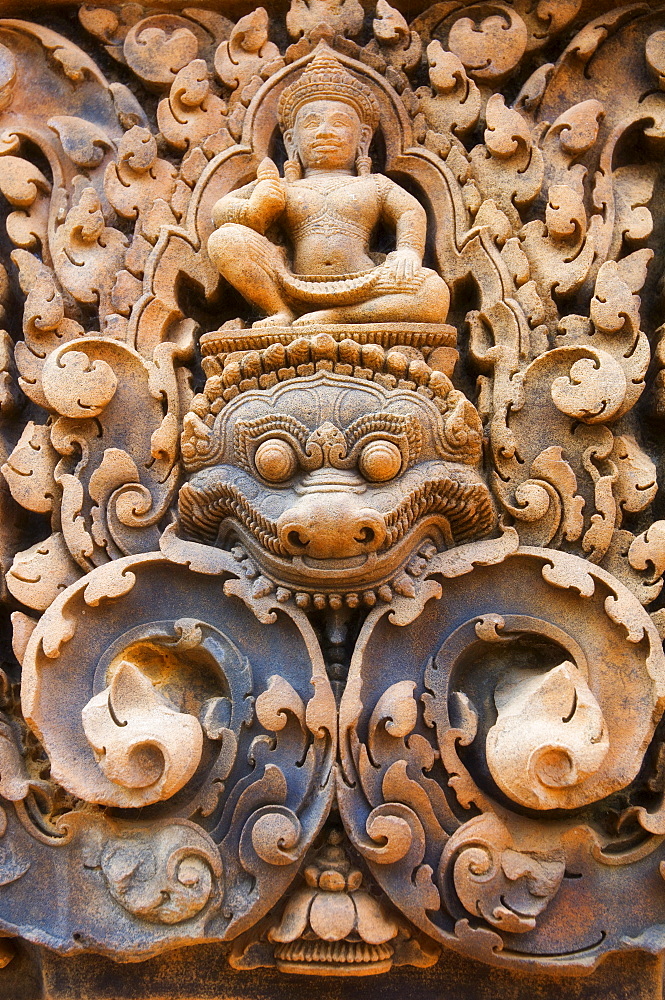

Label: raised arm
[211,181,257,227]
[211,167,286,234]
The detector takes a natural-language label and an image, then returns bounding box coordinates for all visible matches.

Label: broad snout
[276,492,387,559]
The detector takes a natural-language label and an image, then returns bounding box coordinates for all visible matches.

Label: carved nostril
[354,526,375,545]
[287,530,309,549]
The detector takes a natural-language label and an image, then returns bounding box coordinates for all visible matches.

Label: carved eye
[358,440,402,482]
[254,439,298,482]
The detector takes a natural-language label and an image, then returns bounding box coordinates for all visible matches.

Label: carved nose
[276,494,386,559]
[314,124,337,139]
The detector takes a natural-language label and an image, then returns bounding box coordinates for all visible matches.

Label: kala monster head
[177,334,495,606]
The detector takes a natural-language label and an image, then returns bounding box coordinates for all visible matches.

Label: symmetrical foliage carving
[1,0,665,982]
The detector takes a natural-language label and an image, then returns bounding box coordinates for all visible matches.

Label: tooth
[362,591,377,606]
[313,593,327,609]
[295,592,311,609]
[329,594,342,610]
[345,593,359,608]
[377,585,393,603]
[275,587,291,603]
[393,572,416,597]
[252,576,274,598]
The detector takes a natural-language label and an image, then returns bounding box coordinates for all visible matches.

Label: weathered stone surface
[1,1,665,997]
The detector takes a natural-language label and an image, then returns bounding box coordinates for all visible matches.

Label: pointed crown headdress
[278,45,381,132]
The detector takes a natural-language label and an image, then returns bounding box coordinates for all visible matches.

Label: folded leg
[292,271,450,326]
[207,224,294,326]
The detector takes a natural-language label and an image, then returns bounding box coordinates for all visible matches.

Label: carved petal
[353,890,398,945]
[309,892,356,942]
[81,660,203,806]
[486,661,609,810]
[268,887,316,943]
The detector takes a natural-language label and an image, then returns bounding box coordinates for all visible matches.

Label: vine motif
[0,0,665,981]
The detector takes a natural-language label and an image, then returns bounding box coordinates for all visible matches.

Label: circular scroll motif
[338,547,665,968]
[20,551,335,943]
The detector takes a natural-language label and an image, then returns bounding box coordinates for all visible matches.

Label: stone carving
[1,0,665,994]
[208,46,450,328]
[338,547,665,962]
[81,659,205,807]
[178,349,494,606]
[269,827,399,974]
[230,825,440,974]
[485,660,610,810]
[11,553,335,951]
[440,813,566,934]
[94,821,222,925]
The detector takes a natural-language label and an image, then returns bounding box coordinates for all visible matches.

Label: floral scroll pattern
[1,0,665,981]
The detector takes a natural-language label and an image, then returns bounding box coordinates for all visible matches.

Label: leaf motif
[82,660,203,806]
[286,0,364,39]
[123,18,199,88]
[448,9,528,82]
[48,116,112,168]
[5,531,82,612]
[256,675,306,732]
[2,420,59,513]
[81,559,137,606]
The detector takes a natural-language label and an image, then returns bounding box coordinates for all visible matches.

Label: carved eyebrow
[233,414,310,472]
[345,413,423,465]
[300,111,354,124]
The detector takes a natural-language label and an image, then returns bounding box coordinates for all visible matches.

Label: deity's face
[288,99,370,172]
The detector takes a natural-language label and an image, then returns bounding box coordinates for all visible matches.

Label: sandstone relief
[1,0,665,993]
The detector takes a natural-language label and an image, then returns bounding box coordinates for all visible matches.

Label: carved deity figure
[208,47,450,327]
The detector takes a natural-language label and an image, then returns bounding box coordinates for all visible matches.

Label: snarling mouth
[300,553,369,568]
[177,472,495,604]
[238,529,440,601]
[178,475,495,560]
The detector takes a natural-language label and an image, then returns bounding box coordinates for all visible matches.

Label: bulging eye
[254,439,297,482]
[358,440,402,482]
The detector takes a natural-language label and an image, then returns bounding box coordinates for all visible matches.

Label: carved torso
[222,171,425,275]
[284,173,380,274]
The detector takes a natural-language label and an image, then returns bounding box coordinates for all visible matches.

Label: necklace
[296,174,364,194]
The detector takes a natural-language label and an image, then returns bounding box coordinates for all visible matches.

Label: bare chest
[283,179,381,235]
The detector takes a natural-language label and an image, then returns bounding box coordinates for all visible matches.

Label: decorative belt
[279,264,429,306]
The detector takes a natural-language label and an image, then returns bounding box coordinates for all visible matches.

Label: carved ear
[359,124,372,157]
[283,128,303,179]
[283,128,296,160]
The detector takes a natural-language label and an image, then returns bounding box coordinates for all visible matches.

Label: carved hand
[384,247,421,281]
[247,177,287,232]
